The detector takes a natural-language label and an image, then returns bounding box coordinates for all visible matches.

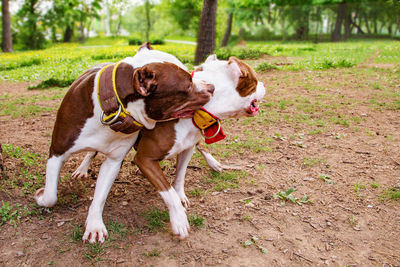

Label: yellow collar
[96,62,143,127]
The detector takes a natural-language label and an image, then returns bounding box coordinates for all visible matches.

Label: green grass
[1,144,45,196]
[71,224,83,242]
[143,248,161,257]
[381,188,400,201]
[143,208,169,231]
[204,170,248,191]
[255,62,278,72]
[1,39,398,89]
[188,214,205,228]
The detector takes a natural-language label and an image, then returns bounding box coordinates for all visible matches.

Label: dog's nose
[206,84,215,94]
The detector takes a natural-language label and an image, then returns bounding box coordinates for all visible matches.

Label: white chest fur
[165,119,202,159]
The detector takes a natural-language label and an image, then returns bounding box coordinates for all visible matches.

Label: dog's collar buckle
[100,105,122,125]
[192,108,226,144]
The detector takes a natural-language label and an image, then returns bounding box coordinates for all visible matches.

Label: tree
[165,0,201,32]
[145,0,151,41]
[221,12,233,47]
[16,0,46,49]
[1,0,13,52]
[44,0,102,42]
[194,0,218,65]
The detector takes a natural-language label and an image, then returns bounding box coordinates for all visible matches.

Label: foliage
[273,187,309,205]
[0,201,22,227]
[128,36,143,46]
[215,47,264,60]
[44,0,102,42]
[163,0,201,32]
[255,62,278,72]
[188,214,205,227]
[243,235,268,254]
[16,0,47,50]
[381,188,400,201]
[0,40,398,89]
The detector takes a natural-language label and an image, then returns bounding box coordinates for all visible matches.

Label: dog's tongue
[249,105,259,114]
[247,101,259,116]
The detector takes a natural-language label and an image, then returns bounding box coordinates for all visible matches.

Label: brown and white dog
[74,47,265,241]
[34,58,213,243]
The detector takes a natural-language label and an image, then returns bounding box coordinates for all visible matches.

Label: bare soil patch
[0,66,399,266]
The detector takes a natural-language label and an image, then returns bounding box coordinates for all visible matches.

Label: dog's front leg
[174,146,195,208]
[35,154,68,207]
[135,154,190,239]
[82,152,126,244]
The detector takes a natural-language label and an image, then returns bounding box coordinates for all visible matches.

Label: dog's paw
[34,188,57,207]
[72,169,88,179]
[206,158,223,172]
[169,208,190,240]
[83,220,108,244]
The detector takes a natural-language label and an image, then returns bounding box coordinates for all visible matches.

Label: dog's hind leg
[35,154,69,207]
[174,146,195,208]
[82,147,130,244]
[196,142,223,172]
[72,151,97,179]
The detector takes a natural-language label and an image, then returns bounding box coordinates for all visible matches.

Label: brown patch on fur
[141,62,211,120]
[228,56,258,97]
[49,67,100,157]
[134,120,178,191]
[139,42,154,51]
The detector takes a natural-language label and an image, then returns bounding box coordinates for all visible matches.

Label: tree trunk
[331,1,346,42]
[194,0,218,65]
[344,12,351,40]
[373,18,378,34]
[281,5,286,41]
[388,24,392,36]
[220,12,233,47]
[63,25,73,42]
[379,22,385,34]
[145,0,151,41]
[2,0,13,52]
[364,13,371,34]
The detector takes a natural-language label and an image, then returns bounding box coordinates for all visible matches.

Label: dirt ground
[0,65,399,266]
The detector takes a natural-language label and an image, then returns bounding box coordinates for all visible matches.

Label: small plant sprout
[243,235,268,254]
[143,249,161,257]
[273,188,310,205]
[319,174,334,184]
[0,201,22,228]
[188,214,205,228]
[273,133,286,141]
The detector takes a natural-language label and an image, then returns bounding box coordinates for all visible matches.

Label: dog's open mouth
[246,99,259,116]
[173,109,195,118]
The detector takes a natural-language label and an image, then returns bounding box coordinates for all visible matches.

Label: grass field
[0,39,399,266]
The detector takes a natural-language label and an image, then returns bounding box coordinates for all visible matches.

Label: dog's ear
[227,56,242,80]
[133,66,157,96]
[138,42,153,51]
[205,54,217,63]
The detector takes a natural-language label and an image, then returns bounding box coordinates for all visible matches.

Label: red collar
[192,108,226,144]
